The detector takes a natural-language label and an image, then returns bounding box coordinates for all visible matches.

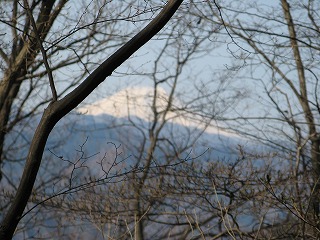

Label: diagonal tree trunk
[0,1,183,239]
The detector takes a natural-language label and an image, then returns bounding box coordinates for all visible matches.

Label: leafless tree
[55,9,233,238]
[197,0,320,238]
[0,0,184,238]
[3,0,318,239]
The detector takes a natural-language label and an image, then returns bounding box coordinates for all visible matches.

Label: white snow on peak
[78,86,175,121]
[78,86,236,137]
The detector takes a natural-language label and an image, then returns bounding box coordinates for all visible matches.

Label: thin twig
[213,0,250,54]
[23,0,58,101]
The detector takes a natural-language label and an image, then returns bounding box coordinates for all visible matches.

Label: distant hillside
[3,87,245,182]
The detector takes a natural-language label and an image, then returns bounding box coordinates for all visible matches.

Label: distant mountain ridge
[4,87,242,177]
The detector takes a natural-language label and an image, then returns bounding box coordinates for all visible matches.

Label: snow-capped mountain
[4,86,243,182]
[78,86,235,137]
[78,87,170,120]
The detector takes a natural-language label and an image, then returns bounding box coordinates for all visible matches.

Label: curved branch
[53,0,183,118]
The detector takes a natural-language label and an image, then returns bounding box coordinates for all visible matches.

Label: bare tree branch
[22,0,58,101]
